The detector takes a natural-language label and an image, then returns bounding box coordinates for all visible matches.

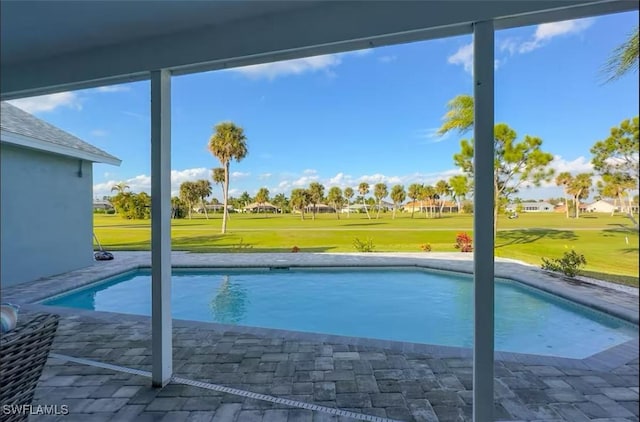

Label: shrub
[420,243,432,252]
[541,250,587,278]
[454,232,473,252]
[291,246,300,253]
[353,237,375,252]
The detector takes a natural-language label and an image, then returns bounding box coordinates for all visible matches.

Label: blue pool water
[43,268,638,358]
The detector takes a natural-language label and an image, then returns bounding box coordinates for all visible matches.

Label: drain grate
[49,353,401,422]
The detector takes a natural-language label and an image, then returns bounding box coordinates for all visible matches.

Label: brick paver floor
[18,311,638,421]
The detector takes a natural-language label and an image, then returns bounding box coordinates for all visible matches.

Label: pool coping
[3,252,638,371]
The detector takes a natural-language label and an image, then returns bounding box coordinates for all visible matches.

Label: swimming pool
[43,267,638,358]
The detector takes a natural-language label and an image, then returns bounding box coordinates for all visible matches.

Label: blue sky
[9,11,639,201]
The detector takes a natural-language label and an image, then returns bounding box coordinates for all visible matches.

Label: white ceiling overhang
[1,0,637,100]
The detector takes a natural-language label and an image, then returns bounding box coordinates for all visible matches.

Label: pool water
[43,268,638,358]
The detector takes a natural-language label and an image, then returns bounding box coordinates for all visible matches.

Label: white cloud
[8,92,82,113]
[292,175,319,187]
[231,171,251,179]
[90,129,108,137]
[505,18,594,55]
[259,173,272,180]
[378,55,397,63]
[229,49,371,80]
[451,18,594,72]
[231,54,342,80]
[93,167,216,199]
[94,85,131,93]
[303,169,318,175]
[447,43,474,73]
[549,155,593,175]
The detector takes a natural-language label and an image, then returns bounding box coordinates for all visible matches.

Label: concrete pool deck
[3,252,639,421]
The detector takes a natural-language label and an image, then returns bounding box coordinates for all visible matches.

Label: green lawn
[94,212,639,286]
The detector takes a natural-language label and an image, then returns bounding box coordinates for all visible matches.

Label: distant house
[194,204,234,213]
[554,203,588,213]
[586,199,618,213]
[93,200,114,211]
[243,202,280,213]
[506,201,553,212]
[305,203,335,214]
[402,201,458,213]
[1,102,121,286]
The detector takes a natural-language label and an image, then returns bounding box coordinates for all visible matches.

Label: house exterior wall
[586,200,617,213]
[1,143,94,286]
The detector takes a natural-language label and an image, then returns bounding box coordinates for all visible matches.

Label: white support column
[472,20,495,422]
[151,69,172,387]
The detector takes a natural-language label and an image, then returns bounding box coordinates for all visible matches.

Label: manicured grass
[94,212,639,286]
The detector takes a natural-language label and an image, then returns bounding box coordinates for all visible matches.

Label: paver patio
[2,253,638,421]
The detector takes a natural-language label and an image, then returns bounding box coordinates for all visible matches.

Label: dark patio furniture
[1,313,59,422]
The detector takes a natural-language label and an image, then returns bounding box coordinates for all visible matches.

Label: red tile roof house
[0,102,121,286]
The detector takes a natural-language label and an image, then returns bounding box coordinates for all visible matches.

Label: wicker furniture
[0,313,59,422]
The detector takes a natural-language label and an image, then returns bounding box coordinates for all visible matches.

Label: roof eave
[1,130,122,166]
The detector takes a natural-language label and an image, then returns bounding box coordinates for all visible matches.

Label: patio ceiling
[1,0,637,100]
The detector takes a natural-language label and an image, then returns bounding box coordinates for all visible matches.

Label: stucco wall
[1,143,94,286]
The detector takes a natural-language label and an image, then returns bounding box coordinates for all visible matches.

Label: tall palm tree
[179,181,198,219]
[358,182,371,220]
[255,187,270,218]
[195,179,212,219]
[373,183,388,219]
[407,183,422,219]
[208,122,248,234]
[327,186,343,219]
[448,175,470,214]
[435,180,451,217]
[390,185,406,220]
[290,188,310,220]
[343,187,354,218]
[421,185,436,218]
[308,182,325,220]
[555,172,573,218]
[568,173,593,219]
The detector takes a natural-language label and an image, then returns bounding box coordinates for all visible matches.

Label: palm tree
[390,185,406,220]
[272,193,288,213]
[603,26,639,83]
[343,187,354,218]
[239,191,252,209]
[179,181,198,219]
[435,180,451,217]
[568,173,593,219]
[110,182,130,194]
[421,185,436,218]
[254,187,270,218]
[448,175,470,214]
[555,172,573,218]
[290,188,310,220]
[437,94,474,135]
[407,183,422,219]
[307,182,325,220]
[598,173,637,216]
[208,122,248,234]
[327,186,344,219]
[373,183,388,219]
[358,182,371,220]
[195,179,212,219]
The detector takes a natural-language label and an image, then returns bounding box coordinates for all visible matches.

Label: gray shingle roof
[0,101,120,164]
